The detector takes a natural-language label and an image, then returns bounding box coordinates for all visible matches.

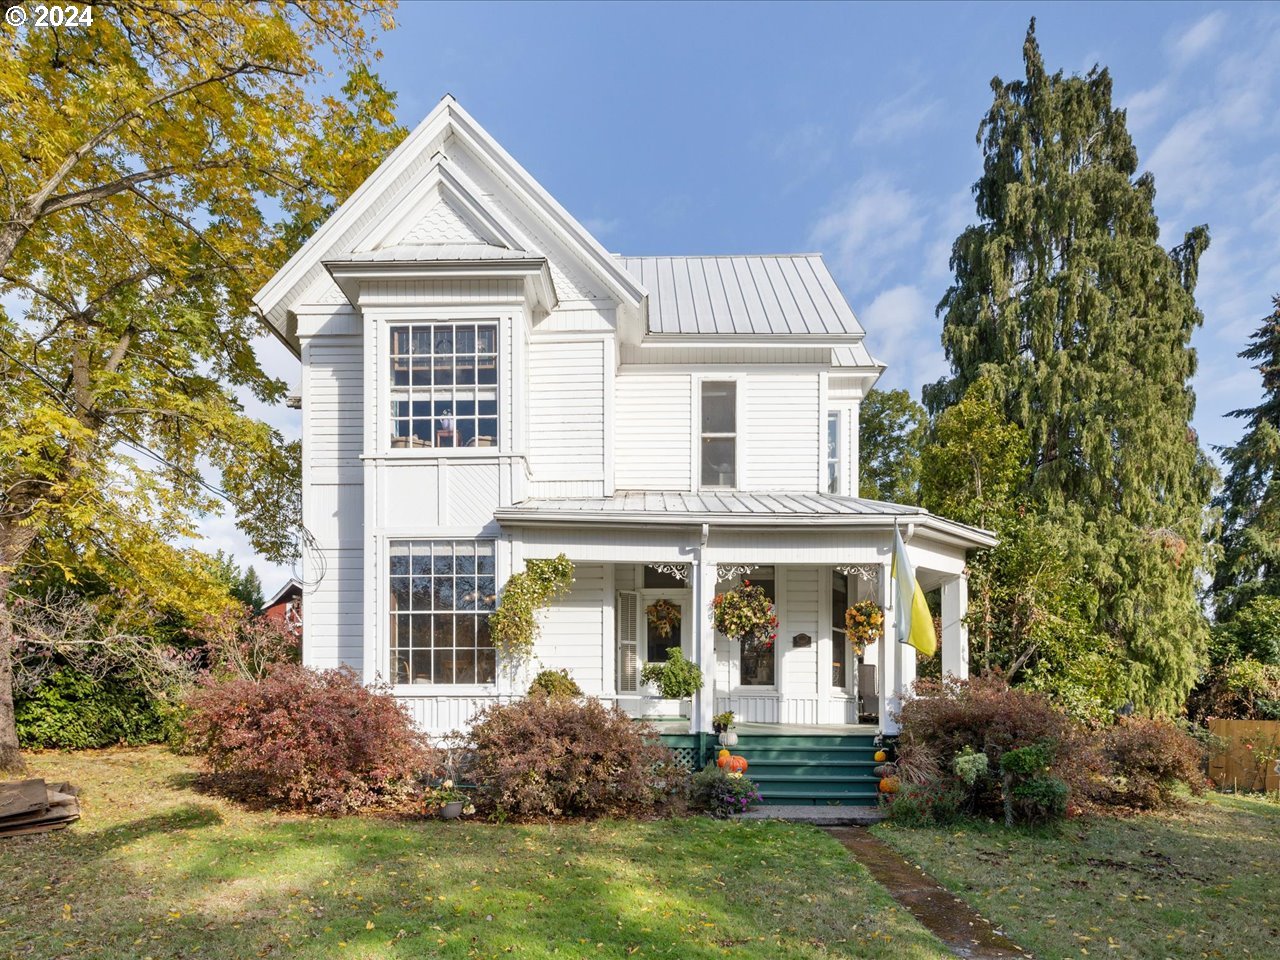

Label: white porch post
[691,526,716,734]
[879,559,900,734]
[941,574,970,680]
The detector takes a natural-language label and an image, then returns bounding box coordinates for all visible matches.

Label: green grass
[1,748,949,960]
[873,792,1280,959]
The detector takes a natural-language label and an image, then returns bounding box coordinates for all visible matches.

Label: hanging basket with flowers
[645,598,682,639]
[844,600,884,657]
[712,581,778,648]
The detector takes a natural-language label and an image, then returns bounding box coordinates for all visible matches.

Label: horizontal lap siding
[528,339,604,482]
[615,373,692,490]
[746,374,819,490]
[537,564,607,693]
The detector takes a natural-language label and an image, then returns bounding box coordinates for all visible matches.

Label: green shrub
[16,667,168,749]
[1010,775,1069,823]
[885,778,966,827]
[952,746,989,787]
[640,648,703,699]
[528,668,581,699]
[689,763,762,819]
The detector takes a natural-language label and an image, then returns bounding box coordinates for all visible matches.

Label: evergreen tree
[858,388,925,504]
[1212,295,1280,620]
[924,21,1216,714]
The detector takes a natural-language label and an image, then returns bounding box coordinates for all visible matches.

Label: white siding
[615,372,693,490]
[783,566,820,697]
[527,337,605,485]
[745,373,821,490]
[537,564,607,693]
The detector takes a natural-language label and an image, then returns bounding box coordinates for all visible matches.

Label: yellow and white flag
[892,525,937,658]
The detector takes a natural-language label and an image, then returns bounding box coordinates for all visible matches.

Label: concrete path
[826,827,1032,959]
[736,804,885,825]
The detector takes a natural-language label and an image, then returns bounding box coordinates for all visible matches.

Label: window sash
[700,380,737,488]
[827,411,841,494]
[388,322,499,449]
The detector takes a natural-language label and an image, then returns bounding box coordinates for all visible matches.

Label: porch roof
[493,490,996,548]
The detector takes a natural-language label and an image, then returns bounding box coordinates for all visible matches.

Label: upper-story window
[827,411,841,494]
[389,322,498,449]
[700,381,737,488]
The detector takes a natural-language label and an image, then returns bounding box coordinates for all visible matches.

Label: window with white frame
[739,569,776,687]
[831,570,849,689]
[389,540,497,685]
[827,411,841,494]
[389,323,499,449]
[700,381,736,488]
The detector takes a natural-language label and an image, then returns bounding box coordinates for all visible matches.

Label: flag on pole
[892,524,937,658]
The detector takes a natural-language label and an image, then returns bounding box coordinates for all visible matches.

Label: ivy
[489,554,574,665]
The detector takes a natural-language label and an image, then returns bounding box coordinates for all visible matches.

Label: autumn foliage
[185,665,434,813]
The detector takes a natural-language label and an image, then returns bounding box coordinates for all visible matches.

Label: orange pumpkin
[727,755,748,774]
[873,749,888,763]
[717,749,731,768]
[879,776,900,794]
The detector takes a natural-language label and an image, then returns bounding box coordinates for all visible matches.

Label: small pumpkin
[727,755,748,774]
[873,749,888,762]
[717,749,731,769]
[879,775,900,794]
[874,762,897,778]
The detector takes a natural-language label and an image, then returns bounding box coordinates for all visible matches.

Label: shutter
[616,590,640,693]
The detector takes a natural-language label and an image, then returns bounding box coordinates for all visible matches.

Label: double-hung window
[739,569,776,687]
[389,540,497,685]
[389,322,499,449]
[831,570,849,689]
[700,381,737,488]
[827,411,841,494]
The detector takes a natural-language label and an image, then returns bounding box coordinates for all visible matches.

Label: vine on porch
[488,554,574,664]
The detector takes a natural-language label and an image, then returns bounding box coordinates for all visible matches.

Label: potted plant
[640,648,704,700]
[713,710,738,747]
[422,780,473,820]
[844,599,884,657]
[712,581,778,647]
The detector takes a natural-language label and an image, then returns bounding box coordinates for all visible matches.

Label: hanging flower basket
[845,600,884,657]
[712,581,778,649]
[645,598,682,639]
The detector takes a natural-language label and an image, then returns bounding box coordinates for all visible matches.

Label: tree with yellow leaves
[0,2,405,772]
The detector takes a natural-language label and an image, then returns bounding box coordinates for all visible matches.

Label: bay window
[389,540,497,685]
[389,322,499,449]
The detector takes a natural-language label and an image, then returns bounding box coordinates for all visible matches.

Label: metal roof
[327,243,537,263]
[494,490,996,547]
[616,254,864,338]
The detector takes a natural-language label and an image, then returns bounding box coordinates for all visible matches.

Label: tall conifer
[925,21,1216,713]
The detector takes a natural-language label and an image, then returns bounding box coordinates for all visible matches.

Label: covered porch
[495,490,995,736]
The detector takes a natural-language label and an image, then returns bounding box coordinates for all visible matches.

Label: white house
[253,96,994,749]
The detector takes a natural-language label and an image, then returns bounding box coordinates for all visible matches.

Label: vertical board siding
[746,374,820,490]
[527,338,605,482]
[537,564,607,693]
[783,566,820,697]
[615,372,693,490]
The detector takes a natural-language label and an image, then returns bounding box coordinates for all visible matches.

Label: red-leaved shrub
[457,696,686,820]
[185,664,435,813]
[1100,717,1206,808]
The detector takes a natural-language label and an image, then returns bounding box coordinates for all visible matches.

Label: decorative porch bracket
[646,563,689,582]
[716,563,756,582]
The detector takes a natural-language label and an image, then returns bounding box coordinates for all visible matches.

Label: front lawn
[1,748,949,960]
[873,793,1280,959]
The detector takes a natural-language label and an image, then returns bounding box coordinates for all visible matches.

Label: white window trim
[374,307,515,459]
[723,570,779,694]
[693,374,745,491]
[826,409,843,496]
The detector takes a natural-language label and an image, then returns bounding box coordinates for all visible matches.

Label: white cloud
[1120,81,1170,130]
[809,176,925,296]
[853,86,942,146]
[1169,11,1227,64]
[582,216,620,239]
[859,284,949,400]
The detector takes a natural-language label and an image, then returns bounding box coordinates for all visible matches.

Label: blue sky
[233,1,1280,587]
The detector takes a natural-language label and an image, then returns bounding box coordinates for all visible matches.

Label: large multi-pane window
[827,411,841,494]
[389,540,496,685]
[700,381,737,487]
[739,569,776,687]
[389,323,498,449]
[831,571,849,688]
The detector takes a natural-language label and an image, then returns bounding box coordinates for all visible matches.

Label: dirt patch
[826,827,1031,959]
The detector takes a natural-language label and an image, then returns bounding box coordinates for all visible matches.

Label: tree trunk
[0,523,38,775]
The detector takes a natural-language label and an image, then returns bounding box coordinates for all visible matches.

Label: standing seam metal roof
[616,254,864,337]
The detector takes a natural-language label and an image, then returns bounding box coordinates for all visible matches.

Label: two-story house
[254,96,993,747]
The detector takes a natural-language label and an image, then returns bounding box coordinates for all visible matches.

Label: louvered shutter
[616,591,640,693]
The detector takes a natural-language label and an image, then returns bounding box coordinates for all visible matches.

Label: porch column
[941,575,970,680]
[879,559,900,734]
[691,537,717,735]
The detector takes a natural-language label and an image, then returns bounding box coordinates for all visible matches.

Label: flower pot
[719,729,738,748]
[440,801,463,820]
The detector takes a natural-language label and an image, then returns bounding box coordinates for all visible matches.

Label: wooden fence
[1208,718,1280,793]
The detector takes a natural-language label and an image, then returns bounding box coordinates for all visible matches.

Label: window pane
[643,566,687,589]
[476,647,496,683]
[701,381,736,433]
[412,649,432,684]
[831,573,848,631]
[833,641,847,688]
[390,543,410,576]
[701,437,736,487]
[741,635,775,686]
[390,577,410,611]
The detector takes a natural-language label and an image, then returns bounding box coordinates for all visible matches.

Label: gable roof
[254,96,646,353]
[617,254,863,338]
